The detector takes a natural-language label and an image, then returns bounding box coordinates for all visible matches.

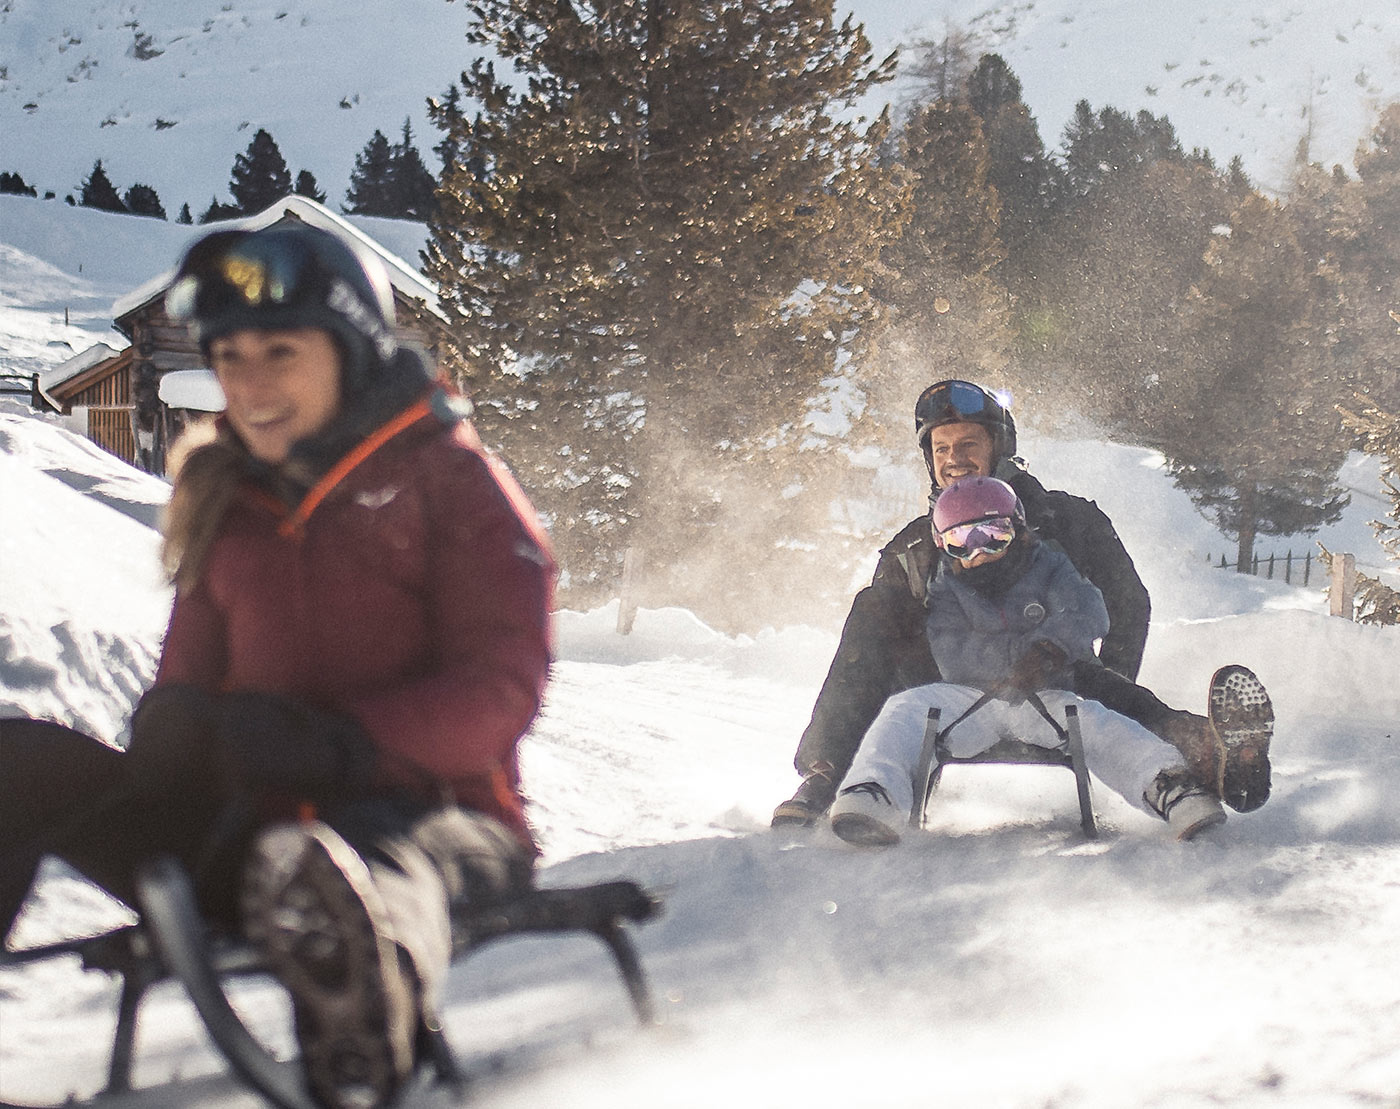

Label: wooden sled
[1,857,662,1108]
[909,698,1098,839]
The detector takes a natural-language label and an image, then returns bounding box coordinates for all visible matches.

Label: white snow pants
[837,684,1189,822]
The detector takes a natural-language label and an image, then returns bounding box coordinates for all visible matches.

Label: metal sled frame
[910,699,1098,839]
[0,857,661,1109]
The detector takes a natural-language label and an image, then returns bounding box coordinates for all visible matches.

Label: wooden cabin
[40,344,140,465]
[40,196,446,474]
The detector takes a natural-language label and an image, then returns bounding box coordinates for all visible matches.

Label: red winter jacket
[155,395,555,849]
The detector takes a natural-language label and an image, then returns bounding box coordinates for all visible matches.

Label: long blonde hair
[161,419,248,592]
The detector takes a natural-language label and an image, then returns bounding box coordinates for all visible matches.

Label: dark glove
[216,691,377,804]
[126,684,221,795]
[1004,640,1070,702]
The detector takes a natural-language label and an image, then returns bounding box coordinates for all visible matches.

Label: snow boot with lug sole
[771,762,837,828]
[1209,664,1274,813]
[829,781,901,847]
[241,821,417,1109]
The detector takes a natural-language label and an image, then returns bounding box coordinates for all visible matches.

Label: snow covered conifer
[426,0,903,625]
[79,160,126,213]
[123,183,166,220]
[1159,192,1349,571]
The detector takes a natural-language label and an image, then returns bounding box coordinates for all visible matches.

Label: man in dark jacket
[773,379,1261,826]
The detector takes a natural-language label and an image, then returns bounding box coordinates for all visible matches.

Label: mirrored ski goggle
[939,516,1017,559]
[166,230,331,324]
[915,379,1001,437]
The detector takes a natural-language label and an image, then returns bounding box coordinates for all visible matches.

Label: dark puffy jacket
[155,391,556,849]
[793,460,1149,777]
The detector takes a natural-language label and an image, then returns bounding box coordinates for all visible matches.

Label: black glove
[126,684,221,795]
[1003,640,1070,703]
[216,691,377,804]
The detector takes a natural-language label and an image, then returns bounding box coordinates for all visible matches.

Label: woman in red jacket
[0,223,556,1109]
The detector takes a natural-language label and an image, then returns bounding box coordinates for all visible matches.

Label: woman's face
[209,328,343,464]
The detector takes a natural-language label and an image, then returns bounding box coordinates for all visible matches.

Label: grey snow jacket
[925,541,1110,691]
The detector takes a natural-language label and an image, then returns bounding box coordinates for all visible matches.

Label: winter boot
[1148,770,1227,841]
[1209,665,1274,813]
[241,821,417,1109]
[829,781,902,847]
[771,761,838,828]
[1155,710,1224,798]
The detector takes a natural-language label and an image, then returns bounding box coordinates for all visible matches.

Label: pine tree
[0,171,37,197]
[964,54,1057,253]
[80,160,126,213]
[1018,158,1237,434]
[1337,102,1400,412]
[1159,193,1349,569]
[294,169,326,204]
[199,196,242,223]
[390,119,437,221]
[427,0,902,624]
[864,98,1012,452]
[431,85,469,174]
[177,202,193,224]
[1058,101,1190,203]
[345,130,396,216]
[228,129,293,215]
[123,183,166,219]
[347,122,438,220]
[898,26,980,108]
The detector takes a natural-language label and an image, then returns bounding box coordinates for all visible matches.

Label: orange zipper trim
[277,398,433,539]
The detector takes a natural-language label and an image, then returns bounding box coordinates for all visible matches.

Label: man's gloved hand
[125,683,221,794]
[1004,640,1070,702]
[216,691,377,803]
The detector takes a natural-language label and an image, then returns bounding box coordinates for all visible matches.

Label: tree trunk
[1235,481,1257,572]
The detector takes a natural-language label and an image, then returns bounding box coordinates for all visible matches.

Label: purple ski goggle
[939,517,1017,559]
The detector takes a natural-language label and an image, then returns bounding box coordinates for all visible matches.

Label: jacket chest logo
[354,486,401,510]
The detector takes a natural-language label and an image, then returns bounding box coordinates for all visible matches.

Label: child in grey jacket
[828,476,1225,846]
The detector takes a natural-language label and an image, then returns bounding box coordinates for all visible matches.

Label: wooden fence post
[1328,552,1357,620]
[616,547,642,635]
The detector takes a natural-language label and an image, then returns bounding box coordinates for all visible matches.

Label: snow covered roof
[37,342,126,403]
[158,369,225,412]
[111,195,445,326]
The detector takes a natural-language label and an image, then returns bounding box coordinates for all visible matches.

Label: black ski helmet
[166,222,399,394]
[914,379,1017,482]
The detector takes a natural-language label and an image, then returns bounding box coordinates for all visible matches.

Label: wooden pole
[616,547,642,635]
[1328,552,1356,620]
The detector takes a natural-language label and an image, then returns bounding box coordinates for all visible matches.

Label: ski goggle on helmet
[166,225,399,372]
[914,379,1017,472]
[932,476,1025,559]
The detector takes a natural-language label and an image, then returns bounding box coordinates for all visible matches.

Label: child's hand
[1007,640,1069,695]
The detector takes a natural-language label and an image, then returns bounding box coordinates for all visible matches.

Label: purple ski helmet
[932,475,1025,535]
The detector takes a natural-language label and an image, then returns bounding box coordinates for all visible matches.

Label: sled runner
[0,856,661,1109]
[909,695,1098,839]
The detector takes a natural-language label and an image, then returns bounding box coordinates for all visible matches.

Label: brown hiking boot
[1155,710,1224,797]
[771,762,838,828]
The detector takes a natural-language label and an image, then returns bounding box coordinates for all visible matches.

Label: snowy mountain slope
[3,0,1398,218]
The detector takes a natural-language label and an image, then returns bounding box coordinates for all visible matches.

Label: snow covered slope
[2,390,1399,1107]
[2,0,1397,218]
